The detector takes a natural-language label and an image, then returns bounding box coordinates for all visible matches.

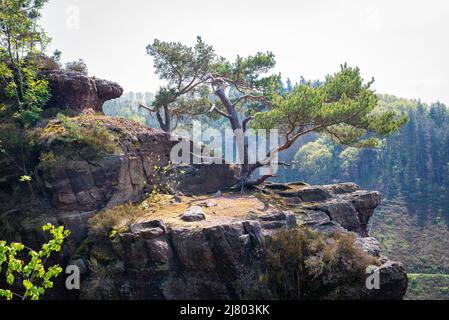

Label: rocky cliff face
[76,183,408,300]
[39,117,236,215]
[0,70,408,300]
[0,116,238,248]
[0,115,408,299]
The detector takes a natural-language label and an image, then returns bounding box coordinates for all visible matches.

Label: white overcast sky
[41,0,449,104]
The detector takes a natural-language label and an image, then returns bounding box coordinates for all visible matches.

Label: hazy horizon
[41,0,449,105]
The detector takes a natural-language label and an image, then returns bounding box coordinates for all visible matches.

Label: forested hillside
[279,94,449,225]
[103,92,155,126]
[276,94,449,299]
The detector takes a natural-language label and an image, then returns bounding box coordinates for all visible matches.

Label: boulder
[346,191,382,236]
[312,201,361,233]
[355,236,382,256]
[322,182,361,194]
[260,212,297,229]
[366,260,408,300]
[260,212,287,221]
[130,220,166,239]
[45,69,123,114]
[296,186,381,237]
[130,220,166,233]
[181,206,206,222]
[297,186,332,202]
[262,221,287,230]
[197,201,217,208]
[176,163,238,195]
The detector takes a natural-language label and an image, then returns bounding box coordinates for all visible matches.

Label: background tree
[142,36,215,132]
[283,94,449,224]
[103,92,155,126]
[0,0,51,183]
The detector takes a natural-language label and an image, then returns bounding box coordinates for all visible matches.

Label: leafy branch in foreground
[0,223,70,300]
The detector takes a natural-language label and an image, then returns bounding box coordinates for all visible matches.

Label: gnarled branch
[139,104,157,113]
[242,116,254,132]
[232,94,271,107]
[209,104,231,119]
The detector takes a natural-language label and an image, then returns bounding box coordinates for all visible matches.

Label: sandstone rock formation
[44,69,123,114]
[0,71,408,300]
[1,116,237,246]
[77,182,408,300]
[38,117,236,216]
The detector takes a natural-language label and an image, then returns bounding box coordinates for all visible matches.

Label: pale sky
[41,0,449,104]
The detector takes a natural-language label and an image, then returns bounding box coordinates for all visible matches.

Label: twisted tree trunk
[214,86,266,189]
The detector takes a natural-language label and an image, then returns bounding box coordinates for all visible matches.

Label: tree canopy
[142,36,216,132]
[0,0,52,185]
[287,95,449,224]
[145,37,408,187]
[251,64,408,155]
[0,0,51,125]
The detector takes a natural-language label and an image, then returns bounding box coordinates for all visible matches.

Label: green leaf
[0,223,70,300]
[0,289,13,300]
[19,175,32,183]
[6,273,14,285]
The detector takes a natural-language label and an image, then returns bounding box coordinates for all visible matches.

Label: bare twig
[232,94,271,106]
[0,207,24,219]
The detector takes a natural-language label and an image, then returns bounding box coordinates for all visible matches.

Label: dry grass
[39,114,119,161]
[88,202,146,239]
[88,192,282,236]
[87,188,316,238]
[139,192,274,228]
[264,227,379,299]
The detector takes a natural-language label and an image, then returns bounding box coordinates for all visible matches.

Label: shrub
[57,113,82,141]
[88,203,146,240]
[65,59,88,75]
[0,123,20,153]
[264,227,378,299]
[0,124,42,185]
[37,151,63,170]
[80,123,117,158]
[148,157,183,196]
[39,114,118,162]
[35,53,61,71]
